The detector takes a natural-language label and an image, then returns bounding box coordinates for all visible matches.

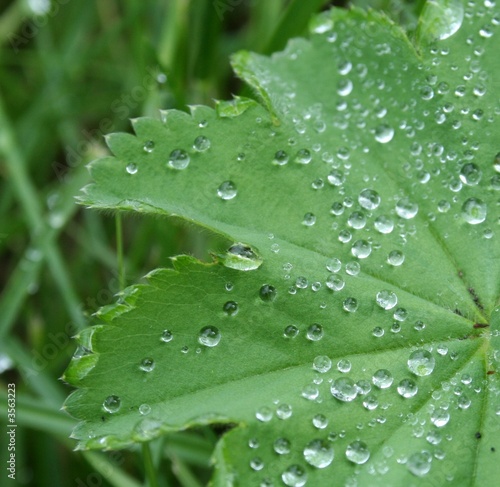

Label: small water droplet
[260,284,277,302]
[103,395,121,413]
[459,163,482,185]
[337,359,352,373]
[394,308,408,321]
[273,150,289,166]
[139,403,151,415]
[346,441,370,464]
[284,325,299,338]
[431,408,450,427]
[363,395,378,410]
[217,181,237,200]
[326,275,345,291]
[198,326,221,347]
[343,297,358,313]
[312,414,328,429]
[306,323,323,341]
[358,189,381,210]
[274,437,291,454]
[345,261,360,276]
[276,403,293,420]
[256,406,273,422]
[303,212,316,226]
[168,149,190,170]
[396,197,419,219]
[303,439,334,468]
[139,358,155,372]
[387,250,405,266]
[193,135,211,152]
[295,149,312,164]
[374,215,394,234]
[374,124,394,143]
[223,301,238,316]
[407,451,432,477]
[160,330,173,342]
[126,163,138,175]
[143,140,155,153]
[313,355,332,373]
[326,258,342,273]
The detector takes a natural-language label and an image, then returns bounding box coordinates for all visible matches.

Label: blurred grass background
[0,0,423,485]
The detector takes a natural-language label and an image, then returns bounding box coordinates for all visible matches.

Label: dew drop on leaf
[397,379,418,398]
[345,440,370,464]
[303,439,334,468]
[431,408,450,427]
[139,358,155,372]
[313,355,332,373]
[374,215,394,234]
[302,213,316,226]
[376,290,398,310]
[281,464,307,487]
[407,450,432,477]
[312,414,328,429]
[459,163,482,185]
[374,124,394,143]
[168,149,190,170]
[284,325,299,338]
[408,350,435,376]
[274,437,291,454]
[461,197,487,224]
[126,163,138,175]
[337,359,352,373]
[139,403,151,415]
[326,274,345,291]
[256,406,273,422]
[260,284,277,302]
[276,403,293,420]
[273,150,289,166]
[387,250,405,266]
[102,395,121,413]
[325,258,342,273]
[198,326,221,347]
[193,135,211,152]
[331,377,358,402]
[372,369,393,388]
[250,457,264,471]
[217,181,237,200]
[143,140,155,153]
[343,297,358,313]
[358,189,381,210]
[395,197,419,219]
[306,323,323,341]
[223,301,238,316]
[160,329,173,342]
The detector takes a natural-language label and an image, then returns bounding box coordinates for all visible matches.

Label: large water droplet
[217,181,237,200]
[103,395,121,413]
[461,198,487,224]
[306,323,323,341]
[223,301,238,316]
[313,355,332,373]
[222,243,262,270]
[431,408,450,427]
[351,240,372,258]
[408,350,435,376]
[303,439,334,468]
[326,275,345,291]
[397,379,418,398]
[343,297,358,313]
[374,215,394,234]
[419,0,463,41]
[276,404,293,420]
[396,198,419,219]
[139,358,155,372]
[168,149,190,170]
[459,163,482,185]
[387,250,405,266]
[160,329,173,342]
[372,369,393,388]
[331,378,358,402]
[198,326,221,347]
[374,124,394,143]
[345,441,370,464]
[274,437,291,454]
[273,150,289,166]
[193,135,211,152]
[260,284,277,302]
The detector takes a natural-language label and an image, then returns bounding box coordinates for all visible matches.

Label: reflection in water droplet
[260,284,277,302]
[284,325,299,338]
[273,150,289,165]
[461,198,487,224]
[374,124,394,143]
[343,297,358,313]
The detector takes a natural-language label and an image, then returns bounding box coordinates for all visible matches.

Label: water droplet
[306,323,323,341]
[421,0,463,40]
[250,457,264,471]
[431,408,450,427]
[313,355,332,373]
[282,465,307,487]
[198,326,221,347]
[345,261,360,276]
[396,198,419,219]
[326,258,342,273]
[216,301,236,321]
[273,150,289,166]
[276,404,293,420]
[374,124,394,143]
[327,169,345,186]
[407,451,432,477]
[126,163,138,175]
[363,395,379,410]
[168,149,190,170]
[372,326,384,337]
[139,403,151,415]
[376,290,398,310]
[459,163,482,185]
[408,350,435,376]
[347,211,367,229]
[351,240,371,259]
[312,414,328,429]
[337,79,353,96]
[346,441,370,464]
[284,325,299,338]
[103,395,121,413]
[356,380,371,395]
[394,308,408,321]
[331,377,358,402]
[223,243,262,270]
[304,439,334,468]
[387,250,405,266]
[397,379,418,398]
[326,274,345,291]
[274,437,291,454]
[143,140,155,153]
[248,438,259,448]
[303,213,316,226]
[256,406,273,422]
[343,297,358,313]
[358,189,381,210]
[160,329,173,342]
[372,369,393,388]
[461,198,487,224]
[374,215,394,234]
[217,181,237,200]
[193,135,211,152]
[139,358,155,372]
[337,359,352,373]
[260,284,277,302]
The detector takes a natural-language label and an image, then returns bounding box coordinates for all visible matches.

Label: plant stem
[142,442,159,487]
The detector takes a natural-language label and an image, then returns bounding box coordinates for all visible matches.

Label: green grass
[0,1,348,485]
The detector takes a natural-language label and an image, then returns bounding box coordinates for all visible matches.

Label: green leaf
[65,2,500,485]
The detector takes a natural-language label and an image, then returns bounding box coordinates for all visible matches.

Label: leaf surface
[65,2,500,485]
